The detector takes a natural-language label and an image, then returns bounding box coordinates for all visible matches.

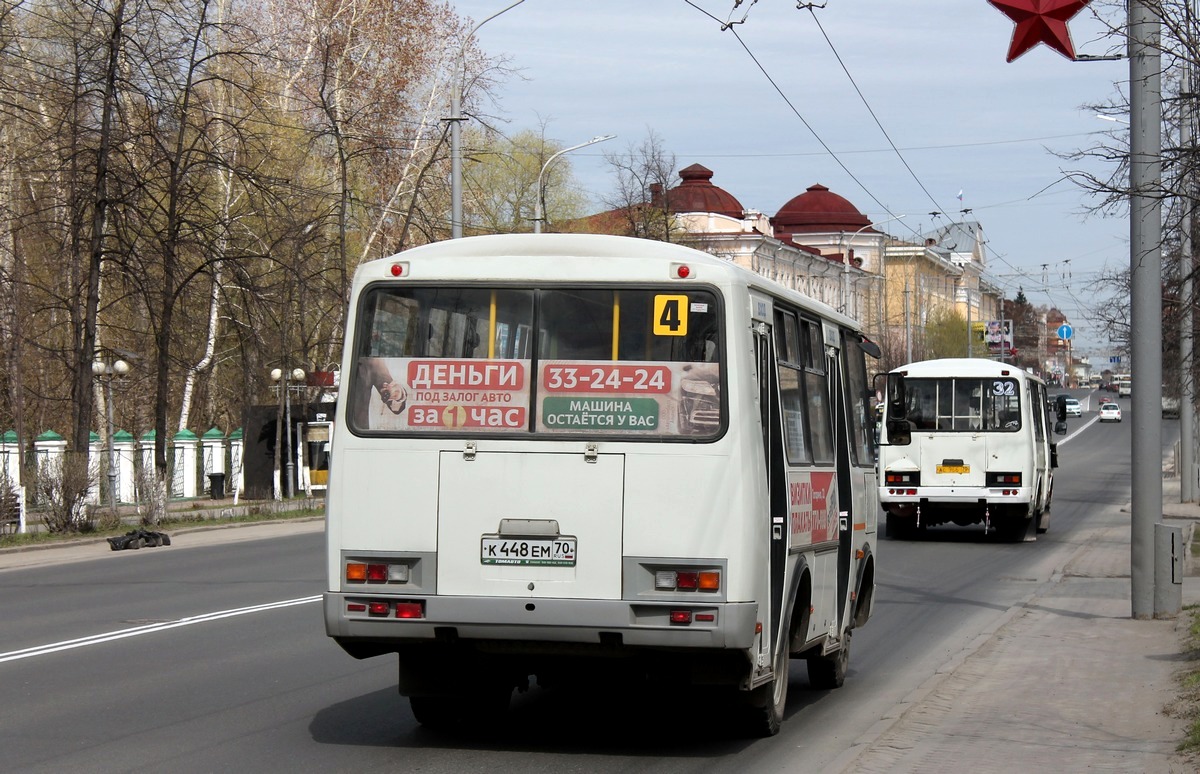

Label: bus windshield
[348,285,723,439]
[902,376,1021,432]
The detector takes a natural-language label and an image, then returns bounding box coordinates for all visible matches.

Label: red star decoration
[987,0,1094,62]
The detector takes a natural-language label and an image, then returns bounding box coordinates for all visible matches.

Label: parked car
[1163,395,1181,418]
[1099,402,1123,422]
[1063,398,1082,417]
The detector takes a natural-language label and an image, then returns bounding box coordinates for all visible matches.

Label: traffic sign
[1110,356,1122,364]
[1057,323,1073,340]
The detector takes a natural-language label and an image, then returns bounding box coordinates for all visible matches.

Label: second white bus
[323,234,886,736]
[878,358,1062,541]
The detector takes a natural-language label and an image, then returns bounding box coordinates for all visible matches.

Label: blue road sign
[1057,323,1073,340]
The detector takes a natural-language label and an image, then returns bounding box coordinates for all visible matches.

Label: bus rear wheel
[807,632,850,690]
[886,513,915,540]
[743,648,789,737]
[409,685,512,730]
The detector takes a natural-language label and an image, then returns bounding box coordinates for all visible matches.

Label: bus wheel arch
[852,549,875,629]
[787,565,813,655]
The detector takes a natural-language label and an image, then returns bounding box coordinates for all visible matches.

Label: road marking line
[0,595,321,664]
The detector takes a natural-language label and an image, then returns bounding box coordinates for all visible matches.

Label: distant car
[1064,398,1082,417]
[1098,395,1113,405]
[1099,402,1122,422]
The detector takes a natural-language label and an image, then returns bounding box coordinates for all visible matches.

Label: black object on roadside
[107,528,172,551]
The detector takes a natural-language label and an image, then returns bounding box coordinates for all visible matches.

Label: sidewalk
[833,476,1200,773]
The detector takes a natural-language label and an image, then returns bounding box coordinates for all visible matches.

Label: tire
[807,632,850,690]
[743,645,789,737]
[410,684,512,731]
[409,695,458,729]
[997,508,1031,543]
[885,513,911,540]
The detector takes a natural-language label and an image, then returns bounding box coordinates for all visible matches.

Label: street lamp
[270,366,306,499]
[450,0,528,239]
[533,134,616,233]
[840,214,906,315]
[91,355,130,515]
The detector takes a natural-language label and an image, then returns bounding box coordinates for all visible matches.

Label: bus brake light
[394,601,425,619]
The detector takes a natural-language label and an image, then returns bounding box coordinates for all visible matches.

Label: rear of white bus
[878,365,1051,541]
[322,238,778,728]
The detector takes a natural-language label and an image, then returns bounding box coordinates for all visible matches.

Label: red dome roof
[665,164,744,219]
[773,184,872,235]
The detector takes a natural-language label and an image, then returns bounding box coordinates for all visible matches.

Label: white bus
[323,234,885,736]
[877,358,1062,541]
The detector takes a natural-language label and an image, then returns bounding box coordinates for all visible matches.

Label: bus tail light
[987,472,1022,486]
[346,561,410,585]
[655,569,721,592]
[394,601,425,619]
[670,610,692,624]
[885,471,920,486]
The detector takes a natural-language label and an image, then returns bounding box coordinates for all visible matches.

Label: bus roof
[358,233,858,328]
[891,357,1042,383]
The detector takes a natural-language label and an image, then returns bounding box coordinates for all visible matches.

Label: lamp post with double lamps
[534,134,616,233]
[270,367,306,499]
[91,355,130,515]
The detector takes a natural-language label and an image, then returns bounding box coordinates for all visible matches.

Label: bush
[36,452,95,534]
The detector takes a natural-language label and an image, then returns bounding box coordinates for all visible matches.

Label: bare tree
[602,129,678,242]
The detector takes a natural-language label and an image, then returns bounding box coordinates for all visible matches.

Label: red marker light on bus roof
[390,262,407,277]
[671,263,691,279]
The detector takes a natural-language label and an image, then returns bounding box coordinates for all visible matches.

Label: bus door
[827,340,853,626]
[754,319,788,663]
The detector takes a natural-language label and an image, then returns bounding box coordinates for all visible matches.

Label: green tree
[462,127,587,234]
[924,307,969,359]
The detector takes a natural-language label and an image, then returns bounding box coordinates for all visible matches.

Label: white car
[1099,402,1122,422]
[1064,398,1082,417]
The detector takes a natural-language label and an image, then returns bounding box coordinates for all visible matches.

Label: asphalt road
[0,399,1136,773]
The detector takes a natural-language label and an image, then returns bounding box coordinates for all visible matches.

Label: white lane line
[0,595,321,664]
[1055,414,1099,447]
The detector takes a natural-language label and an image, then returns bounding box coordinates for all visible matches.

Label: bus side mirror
[1055,395,1068,423]
[885,419,911,446]
[886,373,907,420]
[1054,420,1068,436]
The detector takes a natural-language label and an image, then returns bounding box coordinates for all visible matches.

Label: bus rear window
[348,286,723,439]
[904,377,1021,432]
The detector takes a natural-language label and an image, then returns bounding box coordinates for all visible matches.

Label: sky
[450,0,1132,359]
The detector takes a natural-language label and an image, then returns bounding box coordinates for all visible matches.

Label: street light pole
[533,134,616,233]
[840,214,906,316]
[450,0,528,239]
[271,367,306,499]
[91,356,130,515]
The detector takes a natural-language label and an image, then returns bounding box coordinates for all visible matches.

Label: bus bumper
[323,592,759,653]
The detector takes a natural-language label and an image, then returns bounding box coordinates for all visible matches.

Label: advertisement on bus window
[788,470,838,547]
[536,360,720,435]
[352,356,720,436]
[354,357,531,432]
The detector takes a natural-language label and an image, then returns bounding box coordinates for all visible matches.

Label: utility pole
[1182,63,1196,502]
[1129,0,1164,619]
